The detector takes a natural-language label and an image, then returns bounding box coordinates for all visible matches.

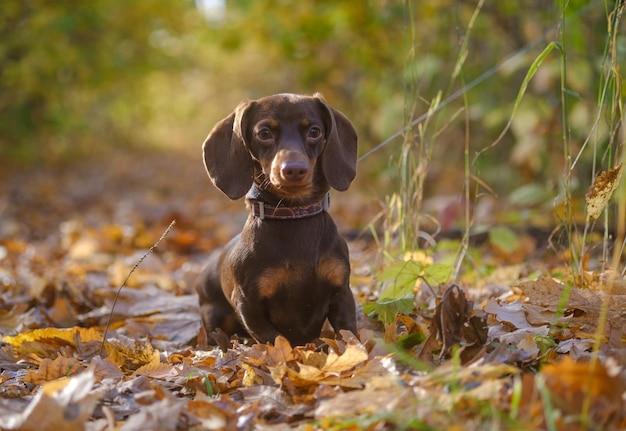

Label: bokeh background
[1,0,619,221]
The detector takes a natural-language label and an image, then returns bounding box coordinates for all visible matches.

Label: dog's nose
[281,161,308,182]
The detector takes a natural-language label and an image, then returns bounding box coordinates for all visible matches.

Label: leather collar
[249,193,330,220]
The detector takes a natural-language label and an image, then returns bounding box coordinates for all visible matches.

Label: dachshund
[196,93,358,346]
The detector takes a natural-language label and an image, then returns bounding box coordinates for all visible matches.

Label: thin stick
[99,220,176,356]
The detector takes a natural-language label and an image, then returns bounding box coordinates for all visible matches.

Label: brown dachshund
[196,93,358,346]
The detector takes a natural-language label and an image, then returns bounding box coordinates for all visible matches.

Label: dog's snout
[281,161,308,182]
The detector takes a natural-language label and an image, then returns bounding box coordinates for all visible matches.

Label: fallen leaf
[321,343,368,374]
[88,355,124,381]
[266,336,296,365]
[2,327,103,361]
[133,361,177,379]
[185,398,238,430]
[485,299,530,329]
[315,378,414,421]
[24,355,84,385]
[520,357,626,429]
[104,336,161,371]
[119,389,183,431]
[423,284,482,361]
[2,371,101,431]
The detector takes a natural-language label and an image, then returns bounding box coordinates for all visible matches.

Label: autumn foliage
[0,148,624,430]
[1,1,626,430]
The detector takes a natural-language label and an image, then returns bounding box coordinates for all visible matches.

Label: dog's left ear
[315,93,358,191]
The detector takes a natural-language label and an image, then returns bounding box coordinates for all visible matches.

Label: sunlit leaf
[104,337,161,371]
[2,327,103,360]
[423,263,453,285]
[362,295,415,324]
[376,260,424,288]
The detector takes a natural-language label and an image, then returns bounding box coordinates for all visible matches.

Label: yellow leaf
[321,344,368,374]
[104,338,160,371]
[293,363,324,381]
[240,363,258,387]
[133,361,176,379]
[3,327,102,349]
[2,327,103,360]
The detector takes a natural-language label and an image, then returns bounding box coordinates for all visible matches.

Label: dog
[196,93,358,346]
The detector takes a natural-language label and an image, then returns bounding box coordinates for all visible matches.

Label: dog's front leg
[327,285,357,337]
[235,294,281,344]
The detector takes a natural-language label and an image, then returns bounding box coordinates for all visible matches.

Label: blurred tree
[0,0,198,162]
[0,0,616,204]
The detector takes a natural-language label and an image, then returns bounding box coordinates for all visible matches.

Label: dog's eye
[257,128,272,141]
[308,127,322,139]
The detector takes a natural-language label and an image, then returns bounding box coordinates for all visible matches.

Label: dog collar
[250,193,330,220]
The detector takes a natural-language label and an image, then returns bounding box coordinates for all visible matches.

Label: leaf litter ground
[0,149,625,430]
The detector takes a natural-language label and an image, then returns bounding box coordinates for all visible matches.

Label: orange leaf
[24,355,84,385]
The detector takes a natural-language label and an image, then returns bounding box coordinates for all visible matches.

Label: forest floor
[0,148,625,430]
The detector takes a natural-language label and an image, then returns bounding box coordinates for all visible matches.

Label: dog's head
[203,93,358,201]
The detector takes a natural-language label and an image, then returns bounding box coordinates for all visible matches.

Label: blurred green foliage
[0,0,618,202]
[0,0,196,161]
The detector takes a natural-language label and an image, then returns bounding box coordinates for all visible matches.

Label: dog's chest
[234,216,349,299]
[255,256,348,299]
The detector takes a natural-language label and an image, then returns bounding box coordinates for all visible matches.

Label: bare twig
[99,220,176,356]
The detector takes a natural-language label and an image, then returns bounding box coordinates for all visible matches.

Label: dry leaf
[133,361,177,379]
[3,371,100,431]
[522,357,626,428]
[266,335,296,364]
[88,355,124,381]
[2,328,102,356]
[24,355,83,385]
[269,341,370,389]
[422,284,481,361]
[315,381,413,421]
[186,398,238,430]
[3,327,103,359]
[484,299,530,329]
[321,343,368,374]
[104,337,161,371]
[585,164,623,219]
[119,390,183,431]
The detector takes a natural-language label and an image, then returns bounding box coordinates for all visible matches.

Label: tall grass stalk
[388,0,483,259]
[578,1,625,268]
[453,0,485,281]
[392,0,436,254]
[582,1,626,423]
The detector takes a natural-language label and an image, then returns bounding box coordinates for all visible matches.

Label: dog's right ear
[202,102,254,200]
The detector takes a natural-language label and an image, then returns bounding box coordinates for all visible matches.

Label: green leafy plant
[363,258,453,324]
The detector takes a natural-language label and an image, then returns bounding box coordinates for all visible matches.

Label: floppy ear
[316,94,358,191]
[202,102,254,200]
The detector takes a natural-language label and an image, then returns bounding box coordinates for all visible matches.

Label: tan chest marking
[257,258,348,299]
[258,264,300,299]
[316,257,348,287]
